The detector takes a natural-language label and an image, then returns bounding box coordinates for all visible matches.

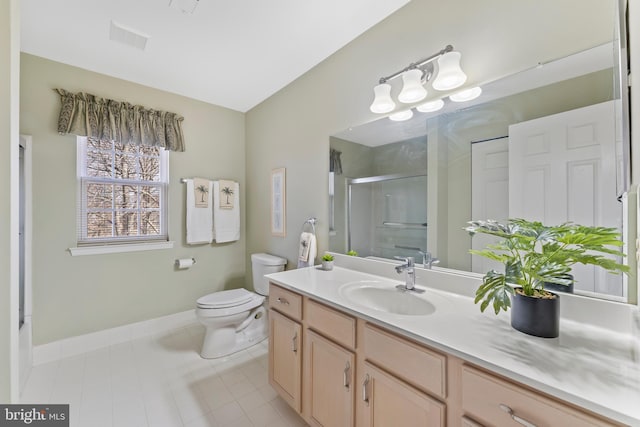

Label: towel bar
[301,217,317,235]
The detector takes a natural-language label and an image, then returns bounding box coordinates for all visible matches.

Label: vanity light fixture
[416,99,445,113]
[449,86,482,102]
[398,68,429,104]
[370,83,396,113]
[370,45,467,114]
[389,109,414,122]
[432,51,467,90]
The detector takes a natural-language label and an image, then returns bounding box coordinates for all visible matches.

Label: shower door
[347,172,428,260]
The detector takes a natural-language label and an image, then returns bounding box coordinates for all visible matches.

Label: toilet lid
[197,288,254,308]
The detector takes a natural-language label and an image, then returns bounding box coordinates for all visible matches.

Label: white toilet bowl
[197,288,267,358]
[196,253,286,359]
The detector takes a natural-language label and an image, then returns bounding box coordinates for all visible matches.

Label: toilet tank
[251,253,287,296]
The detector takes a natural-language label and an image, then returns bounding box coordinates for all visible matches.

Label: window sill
[69,241,174,256]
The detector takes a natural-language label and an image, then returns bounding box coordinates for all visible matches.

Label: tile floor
[21,323,308,427]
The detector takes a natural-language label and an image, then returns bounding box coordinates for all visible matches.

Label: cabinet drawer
[306,299,356,349]
[461,365,618,427]
[269,284,302,320]
[364,324,446,399]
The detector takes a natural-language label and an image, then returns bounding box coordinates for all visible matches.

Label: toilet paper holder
[175,258,196,267]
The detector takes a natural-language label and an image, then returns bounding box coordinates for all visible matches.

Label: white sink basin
[339,280,437,316]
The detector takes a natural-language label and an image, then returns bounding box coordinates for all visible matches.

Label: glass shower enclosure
[347,171,427,261]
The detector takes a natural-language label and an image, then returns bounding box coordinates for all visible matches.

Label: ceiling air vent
[169,0,200,14]
[109,21,149,51]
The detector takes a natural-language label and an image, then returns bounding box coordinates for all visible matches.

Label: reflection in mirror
[329,136,427,261]
[329,42,632,302]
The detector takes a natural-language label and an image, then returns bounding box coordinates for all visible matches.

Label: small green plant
[465,219,629,314]
[322,253,334,262]
[346,250,358,256]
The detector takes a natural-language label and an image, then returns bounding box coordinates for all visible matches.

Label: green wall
[20,54,247,345]
[245,0,615,285]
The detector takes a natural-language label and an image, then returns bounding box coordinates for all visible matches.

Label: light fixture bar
[378,45,454,84]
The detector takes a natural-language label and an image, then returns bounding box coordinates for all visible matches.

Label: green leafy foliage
[465,219,629,313]
[347,250,359,256]
[322,253,334,262]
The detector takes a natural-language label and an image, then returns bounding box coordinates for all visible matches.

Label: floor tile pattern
[21,324,308,427]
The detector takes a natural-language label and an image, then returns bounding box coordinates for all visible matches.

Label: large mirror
[329,3,632,302]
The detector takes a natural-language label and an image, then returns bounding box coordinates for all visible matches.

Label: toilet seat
[197,289,265,318]
[198,288,254,308]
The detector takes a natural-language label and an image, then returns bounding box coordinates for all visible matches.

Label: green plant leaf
[474,271,513,314]
[466,218,629,312]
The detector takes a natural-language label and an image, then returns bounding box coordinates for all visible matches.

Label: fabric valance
[55,89,185,152]
[330,148,343,175]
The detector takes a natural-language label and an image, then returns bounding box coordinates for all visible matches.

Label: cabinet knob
[499,404,537,427]
[343,361,351,389]
[362,374,370,406]
[276,297,290,305]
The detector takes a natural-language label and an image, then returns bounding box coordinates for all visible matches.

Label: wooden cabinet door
[269,309,302,412]
[360,361,445,427]
[306,330,355,427]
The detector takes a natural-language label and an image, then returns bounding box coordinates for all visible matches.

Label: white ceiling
[20,0,410,112]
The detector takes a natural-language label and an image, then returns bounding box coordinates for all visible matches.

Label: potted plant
[465,219,628,338]
[347,250,358,256]
[321,253,335,270]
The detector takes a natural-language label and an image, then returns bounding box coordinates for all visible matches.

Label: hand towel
[298,232,313,262]
[213,180,240,243]
[218,179,235,209]
[193,177,210,208]
[297,232,316,268]
[186,179,213,244]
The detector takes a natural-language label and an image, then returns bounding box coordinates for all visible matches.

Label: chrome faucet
[418,250,440,269]
[394,257,423,292]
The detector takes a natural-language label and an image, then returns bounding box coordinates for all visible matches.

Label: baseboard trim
[33,309,197,366]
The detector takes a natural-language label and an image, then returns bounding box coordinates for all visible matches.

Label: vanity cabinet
[268,283,623,427]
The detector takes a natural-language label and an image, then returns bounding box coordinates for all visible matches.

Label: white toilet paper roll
[176,258,194,269]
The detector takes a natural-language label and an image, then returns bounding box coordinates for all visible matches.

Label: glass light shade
[432,51,467,91]
[369,83,396,113]
[389,109,414,122]
[449,86,482,102]
[397,69,427,104]
[416,99,445,113]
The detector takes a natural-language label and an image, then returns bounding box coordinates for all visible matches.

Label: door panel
[307,330,355,426]
[509,101,622,296]
[360,362,445,427]
[269,309,302,412]
[471,138,509,274]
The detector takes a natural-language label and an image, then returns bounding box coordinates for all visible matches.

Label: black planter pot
[543,274,574,294]
[510,289,559,338]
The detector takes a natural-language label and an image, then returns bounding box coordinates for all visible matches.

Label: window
[77,137,168,245]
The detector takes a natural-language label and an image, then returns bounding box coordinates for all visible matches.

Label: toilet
[196,253,287,359]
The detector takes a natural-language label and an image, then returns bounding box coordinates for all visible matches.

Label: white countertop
[265,264,640,426]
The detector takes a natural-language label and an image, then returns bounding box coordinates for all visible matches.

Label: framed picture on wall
[271,167,286,237]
